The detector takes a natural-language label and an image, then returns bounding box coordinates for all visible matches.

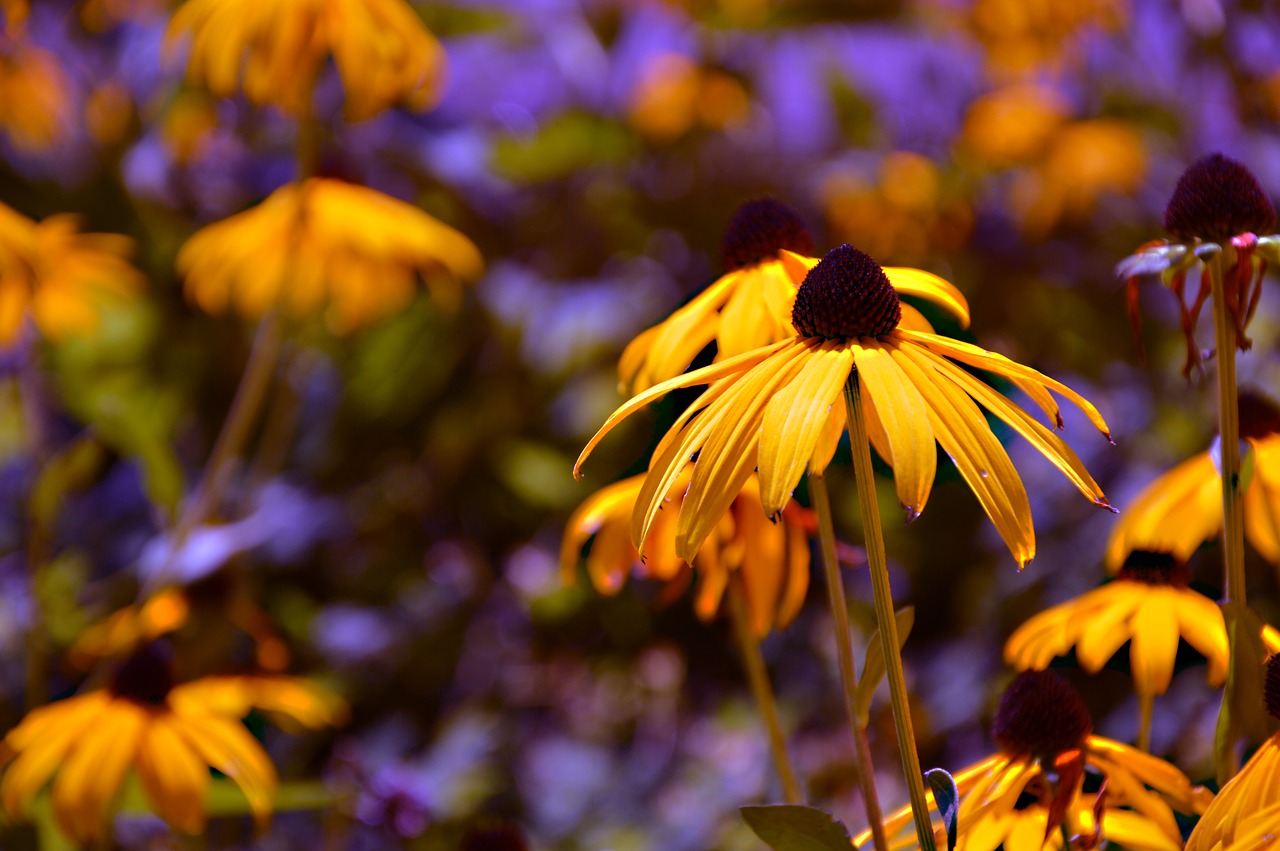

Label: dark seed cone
[791,244,902,339]
[1163,153,1276,243]
[993,671,1093,761]
[461,823,530,851]
[1266,654,1280,721]
[1117,550,1189,587]
[1239,390,1280,441]
[110,641,175,705]
[721,198,816,270]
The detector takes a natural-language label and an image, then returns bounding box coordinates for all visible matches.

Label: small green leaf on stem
[854,605,915,726]
[740,805,854,851]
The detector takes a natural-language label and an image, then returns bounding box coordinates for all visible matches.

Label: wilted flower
[177,178,482,332]
[165,0,446,121]
[0,643,346,842]
[579,244,1110,567]
[855,671,1211,850]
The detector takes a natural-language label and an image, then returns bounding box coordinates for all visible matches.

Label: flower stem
[18,336,50,709]
[809,472,888,851]
[1207,253,1246,605]
[727,572,803,804]
[842,372,936,851]
[1137,692,1153,753]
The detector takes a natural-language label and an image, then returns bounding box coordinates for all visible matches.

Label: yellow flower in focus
[165,0,446,121]
[579,245,1110,568]
[177,178,483,332]
[959,84,1069,167]
[0,202,144,344]
[621,198,970,393]
[562,467,814,636]
[855,672,1211,850]
[1005,552,1227,695]
[1184,653,1280,850]
[0,643,346,843]
[1107,391,1280,570]
[627,53,749,142]
[0,44,73,153]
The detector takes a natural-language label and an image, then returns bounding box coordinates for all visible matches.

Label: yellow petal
[884,266,971,328]
[857,342,936,520]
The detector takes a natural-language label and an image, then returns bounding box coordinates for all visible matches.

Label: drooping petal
[1105,453,1221,571]
[561,475,645,583]
[857,342,936,520]
[134,714,210,835]
[1130,591,1180,695]
[884,266,971,328]
[51,700,146,844]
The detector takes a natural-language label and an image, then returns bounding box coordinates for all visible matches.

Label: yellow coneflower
[0,643,345,843]
[621,199,969,393]
[1185,653,1280,850]
[562,466,814,637]
[855,671,1211,850]
[1005,551,1227,696]
[578,244,1111,568]
[0,202,144,344]
[176,178,482,333]
[1119,153,1279,376]
[165,0,446,121]
[1107,391,1280,570]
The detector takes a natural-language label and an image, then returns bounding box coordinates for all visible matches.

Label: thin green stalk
[842,373,936,851]
[1207,254,1246,604]
[727,573,803,804]
[810,472,889,851]
[1137,692,1153,753]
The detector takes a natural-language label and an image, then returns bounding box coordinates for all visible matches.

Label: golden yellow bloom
[0,644,345,843]
[580,245,1110,568]
[1107,391,1280,570]
[855,672,1211,850]
[165,0,446,121]
[1005,552,1226,695]
[177,178,482,332]
[0,202,144,344]
[0,44,73,153]
[562,467,814,636]
[620,198,971,393]
[1185,653,1280,850]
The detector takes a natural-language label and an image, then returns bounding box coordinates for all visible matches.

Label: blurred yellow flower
[165,0,446,121]
[161,91,219,165]
[177,178,483,332]
[959,84,1069,167]
[1005,552,1227,696]
[562,466,814,636]
[0,44,73,153]
[1,0,25,31]
[968,0,1127,79]
[1107,391,1280,570]
[0,202,144,344]
[84,80,135,148]
[0,644,345,842]
[1184,653,1280,850]
[627,53,749,142]
[855,672,1210,850]
[580,245,1108,568]
[81,0,172,30]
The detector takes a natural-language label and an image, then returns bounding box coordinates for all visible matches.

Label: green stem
[1137,692,1153,753]
[1207,254,1246,605]
[810,472,889,851]
[842,373,936,851]
[727,573,803,804]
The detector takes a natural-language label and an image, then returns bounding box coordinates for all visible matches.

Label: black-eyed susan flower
[620,199,970,393]
[0,202,144,344]
[854,671,1211,850]
[1119,153,1279,376]
[578,244,1111,568]
[1185,652,1280,850]
[176,178,482,333]
[0,643,345,843]
[1005,551,1227,697]
[562,466,813,637]
[165,0,445,121]
[1107,391,1280,570]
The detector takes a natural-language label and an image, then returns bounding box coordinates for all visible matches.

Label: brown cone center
[721,198,816,270]
[1117,550,1190,587]
[1239,390,1280,441]
[790,244,902,339]
[109,641,175,706]
[1163,152,1276,243]
[992,671,1093,761]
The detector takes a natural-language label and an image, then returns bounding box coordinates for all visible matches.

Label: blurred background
[2,0,1280,848]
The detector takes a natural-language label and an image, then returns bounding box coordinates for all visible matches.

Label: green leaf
[1214,602,1279,785]
[116,776,339,819]
[854,606,915,727]
[925,768,959,851]
[491,112,636,183]
[740,805,854,851]
[30,436,106,532]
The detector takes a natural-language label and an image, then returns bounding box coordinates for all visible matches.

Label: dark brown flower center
[109,641,175,706]
[1163,153,1276,243]
[1266,654,1280,721]
[721,198,816,270]
[791,244,901,339]
[1116,550,1190,587]
[992,671,1093,761]
[1239,390,1280,441]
